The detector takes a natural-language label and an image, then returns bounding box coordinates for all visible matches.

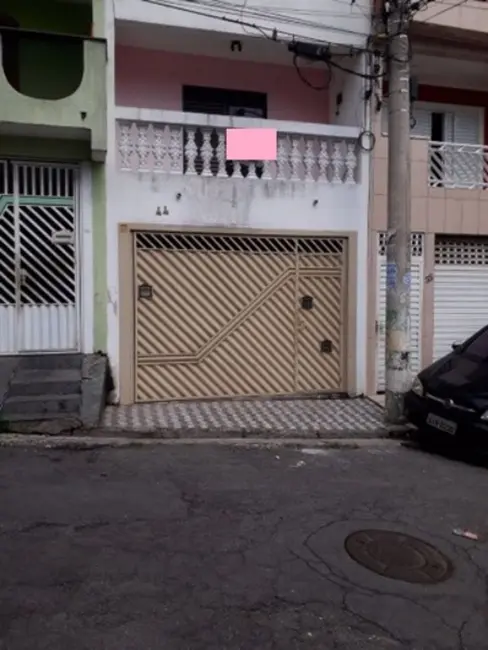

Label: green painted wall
[92,162,107,352]
[2,0,91,100]
[91,0,104,38]
[1,37,107,157]
[1,0,108,355]
[90,0,107,353]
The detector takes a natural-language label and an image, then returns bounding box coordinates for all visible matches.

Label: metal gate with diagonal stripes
[0,160,80,354]
[133,231,348,402]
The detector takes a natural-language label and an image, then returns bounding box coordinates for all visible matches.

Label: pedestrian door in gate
[0,160,80,354]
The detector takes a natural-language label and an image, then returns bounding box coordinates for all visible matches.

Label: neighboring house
[368,2,488,394]
[0,0,107,358]
[104,0,373,404]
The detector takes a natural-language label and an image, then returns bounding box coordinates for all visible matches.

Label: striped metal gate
[0,160,79,354]
[133,232,347,402]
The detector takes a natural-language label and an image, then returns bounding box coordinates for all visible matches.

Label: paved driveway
[0,441,487,649]
[101,396,389,438]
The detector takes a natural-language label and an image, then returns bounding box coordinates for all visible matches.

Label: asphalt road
[0,441,487,649]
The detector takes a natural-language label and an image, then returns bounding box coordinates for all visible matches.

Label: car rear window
[461,326,488,359]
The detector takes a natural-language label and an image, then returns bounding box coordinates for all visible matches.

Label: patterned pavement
[101,397,391,439]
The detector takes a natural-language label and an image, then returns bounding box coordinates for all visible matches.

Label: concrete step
[18,354,83,371]
[9,369,81,397]
[2,394,81,419]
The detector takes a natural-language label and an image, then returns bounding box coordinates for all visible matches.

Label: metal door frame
[117,224,358,405]
[0,159,82,354]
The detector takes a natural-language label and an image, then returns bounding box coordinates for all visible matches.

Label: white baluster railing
[428,141,488,189]
[116,109,361,184]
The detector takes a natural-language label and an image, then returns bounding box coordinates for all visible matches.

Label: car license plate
[426,413,457,435]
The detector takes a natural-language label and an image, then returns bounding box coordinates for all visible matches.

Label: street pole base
[384,390,408,425]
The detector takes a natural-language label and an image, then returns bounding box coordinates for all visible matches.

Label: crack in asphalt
[290,516,484,649]
[5,502,482,647]
[1,445,487,649]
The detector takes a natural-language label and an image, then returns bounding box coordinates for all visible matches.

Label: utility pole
[385,1,412,423]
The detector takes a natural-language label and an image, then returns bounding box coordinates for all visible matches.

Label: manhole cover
[344,529,453,584]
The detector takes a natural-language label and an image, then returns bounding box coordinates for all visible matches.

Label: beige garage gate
[132,231,350,402]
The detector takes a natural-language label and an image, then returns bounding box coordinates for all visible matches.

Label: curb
[0,434,405,451]
[72,422,414,441]
[0,425,414,439]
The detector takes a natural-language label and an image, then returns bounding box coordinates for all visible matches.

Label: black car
[404,324,488,446]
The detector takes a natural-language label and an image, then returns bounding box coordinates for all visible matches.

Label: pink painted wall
[115,46,329,123]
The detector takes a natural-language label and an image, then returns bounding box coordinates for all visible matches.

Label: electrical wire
[139,0,390,105]
[292,55,332,90]
[135,0,386,150]
[238,0,254,37]
[182,0,371,23]
[140,0,372,41]
[415,0,469,22]
[327,55,385,80]
[138,0,394,99]
[357,129,376,152]
[201,0,371,12]
[142,0,393,67]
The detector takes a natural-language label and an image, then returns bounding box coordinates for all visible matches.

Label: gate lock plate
[138,283,153,300]
[320,340,332,354]
[52,230,74,245]
[300,295,313,310]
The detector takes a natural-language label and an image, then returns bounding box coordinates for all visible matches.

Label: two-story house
[105,0,373,404]
[0,0,108,428]
[368,0,488,394]
[0,0,107,359]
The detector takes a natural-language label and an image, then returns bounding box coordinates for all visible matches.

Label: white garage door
[376,233,424,392]
[434,236,488,360]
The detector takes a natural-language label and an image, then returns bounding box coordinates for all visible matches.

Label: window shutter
[451,110,482,185]
[453,110,480,145]
[410,107,432,138]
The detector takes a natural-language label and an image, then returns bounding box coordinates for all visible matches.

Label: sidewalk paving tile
[101,397,389,438]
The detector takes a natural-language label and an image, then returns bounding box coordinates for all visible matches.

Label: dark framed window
[182,85,267,117]
[0,15,20,91]
[181,85,268,178]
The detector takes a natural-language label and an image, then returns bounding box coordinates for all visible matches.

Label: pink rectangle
[226,128,277,161]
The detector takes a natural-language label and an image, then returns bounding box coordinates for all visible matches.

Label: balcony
[428,141,487,189]
[371,135,488,235]
[114,108,365,233]
[116,109,360,183]
[0,28,107,162]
